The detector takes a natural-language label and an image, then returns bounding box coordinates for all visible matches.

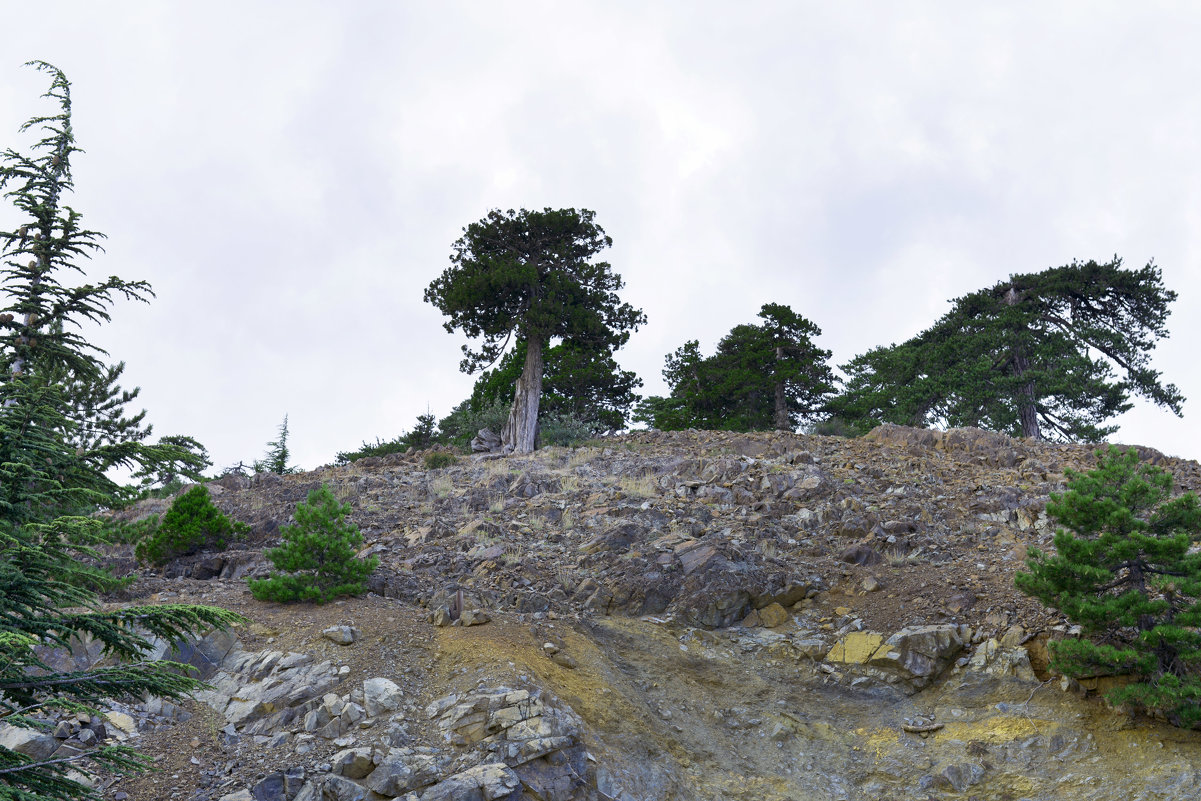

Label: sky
[2,2,1200,470]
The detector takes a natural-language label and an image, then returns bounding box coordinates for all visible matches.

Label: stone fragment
[460,608,491,627]
[217,791,254,801]
[413,762,520,801]
[867,625,965,688]
[364,751,442,796]
[999,624,1026,649]
[103,711,137,734]
[825,632,885,664]
[938,762,986,793]
[322,626,359,646]
[757,602,790,628]
[0,725,58,760]
[250,771,288,801]
[331,747,376,780]
[363,678,403,718]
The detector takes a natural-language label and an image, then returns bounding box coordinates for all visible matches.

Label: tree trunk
[502,334,544,454]
[1004,286,1041,440]
[1014,352,1041,439]
[773,345,789,431]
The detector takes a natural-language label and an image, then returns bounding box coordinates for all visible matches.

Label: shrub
[537,411,593,447]
[423,451,457,470]
[1016,446,1201,728]
[135,485,247,565]
[806,416,860,437]
[437,400,511,447]
[248,485,378,604]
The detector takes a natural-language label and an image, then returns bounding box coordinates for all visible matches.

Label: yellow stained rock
[825,631,885,664]
[758,602,790,628]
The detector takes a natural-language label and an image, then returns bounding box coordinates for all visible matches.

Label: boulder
[363,677,404,717]
[363,750,443,796]
[866,624,966,689]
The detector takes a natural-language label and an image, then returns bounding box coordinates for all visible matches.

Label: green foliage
[253,414,297,474]
[1016,447,1201,728]
[336,412,446,465]
[832,259,1183,441]
[437,399,511,448]
[248,485,378,604]
[422,451,457,470]
[638,304,836,432]
[134,485,247,566]
[805,416,860,437]
[425,207,646,373]
[469,340,642,434]
[0,62,244,800]
[425,208,645,452]
[537,411,594,447]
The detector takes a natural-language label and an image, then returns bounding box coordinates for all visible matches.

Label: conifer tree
[636,304,835,432]
[0,62,242,799]
[248,485,377,603]
[833,259,1183,440]
[425,208,645,453]
[253,414,296,474]
[1016,447,1201,728]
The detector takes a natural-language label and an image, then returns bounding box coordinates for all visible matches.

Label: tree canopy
[831,259,1183,441]
[637,303,836,432]
[0,62,241,800]
[425,208,645,452]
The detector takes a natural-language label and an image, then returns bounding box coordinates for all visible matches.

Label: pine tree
[1016,447,1201,728]
[0,62,243,799]
[833,259,1183,440]
[636,304,835,432]
[248,485,378,604]
[253,414,296,474]
[425,208,645,453]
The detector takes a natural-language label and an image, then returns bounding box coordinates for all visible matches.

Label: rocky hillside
[14,425,1201,800]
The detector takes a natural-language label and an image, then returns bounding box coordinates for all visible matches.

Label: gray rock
[938,762,987,793]
[250,772,287,801]
[471,429,502,453]
[331,747,376,780]
[0,724,58,761]
[363,677,403,717]
[364,751,442,796]
[412,762,521,801]
[322,626,359,646]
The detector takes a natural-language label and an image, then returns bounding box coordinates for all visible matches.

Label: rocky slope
[14,425,1201,800]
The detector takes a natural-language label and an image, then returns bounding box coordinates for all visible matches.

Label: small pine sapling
[249,485,378,603]
[1016,446,1201,728]
[135,485,247,565]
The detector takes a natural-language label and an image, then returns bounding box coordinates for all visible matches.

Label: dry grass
[431,475,454,499]
[618,475,658,499]
[567,449,598,470]
[885,546,926,566]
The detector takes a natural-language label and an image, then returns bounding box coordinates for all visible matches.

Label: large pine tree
[0,62,241,800]
[832,259,1182,441]
[425,208,645,453]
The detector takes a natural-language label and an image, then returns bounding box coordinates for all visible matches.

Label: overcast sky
[3,2,1200,470]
